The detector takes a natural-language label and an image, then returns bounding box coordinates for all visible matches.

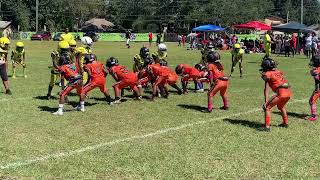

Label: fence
[16,32,159,42]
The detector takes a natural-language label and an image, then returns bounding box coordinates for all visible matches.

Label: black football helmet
[106,57,119,68]
[260,58,277,72]
[140,47,150,59]
[84,54,97,64]
[207,51,221,63]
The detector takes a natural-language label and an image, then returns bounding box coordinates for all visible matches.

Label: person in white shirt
[306,33,313,58]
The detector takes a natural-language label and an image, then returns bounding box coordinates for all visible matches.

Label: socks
[58,104,64,112]
[311,104,317,117]
[223,98,229,108]
[207,96,213,111]
[282,115,288,125]
[265,116,271,128]
[80,101,85,109]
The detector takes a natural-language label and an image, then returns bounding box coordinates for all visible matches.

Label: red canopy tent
[233,21,271,49]
[233,21,271,30]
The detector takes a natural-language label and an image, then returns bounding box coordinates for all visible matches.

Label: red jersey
[182,65,201,77]
[58,64,79,80]
[85,62,105,81]
[262,70,288,92]
[311,67,320,87]
[111,65,136,81]
[148,64,169,77]
[208,63,224,81]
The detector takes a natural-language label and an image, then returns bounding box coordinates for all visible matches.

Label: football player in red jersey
[106,57,142,104]
[80,54,112,106]
[260,58,292,131]
[52,55,84,115]
[206,52,229,113]
[306,54,320,121]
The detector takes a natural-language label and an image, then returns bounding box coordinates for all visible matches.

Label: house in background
[0,21,12,38]
[265,16,286,26]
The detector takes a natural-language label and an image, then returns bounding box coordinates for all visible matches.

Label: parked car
[53,32,62,41]
[31,32,52,41]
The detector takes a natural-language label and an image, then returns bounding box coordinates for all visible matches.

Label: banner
[235,34,259,41]
[19,32,155,42]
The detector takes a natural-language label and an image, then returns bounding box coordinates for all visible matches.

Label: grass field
[0,41,319,179]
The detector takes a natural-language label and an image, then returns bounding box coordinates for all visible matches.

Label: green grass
[0,41,318,179]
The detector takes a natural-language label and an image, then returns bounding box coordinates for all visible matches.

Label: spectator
[305,33,312,58]
[284,36,291,57]
[178,34,182,46]
[275,35,282,54]
[125,30,131,48]
[156,33,162,46]
[290,33,297,57]
[182,35,187,46]
[148,32,153,48]
[312,32,318,58]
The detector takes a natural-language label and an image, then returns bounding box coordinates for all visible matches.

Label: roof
[0,21,11,29]
[192,24,225,32]
[272,22,313,33]
[233,21,271,30]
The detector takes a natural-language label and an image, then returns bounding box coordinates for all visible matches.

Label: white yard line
[0,98,308,170]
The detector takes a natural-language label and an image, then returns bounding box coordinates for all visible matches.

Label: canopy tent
[192,24,225,32]
[81,18,114,32]
[272,22,314,33]
[233,21,271,30]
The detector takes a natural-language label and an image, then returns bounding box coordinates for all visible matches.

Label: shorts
[0,64,8,81]
[82,79,107,94]
[114,76,138,90]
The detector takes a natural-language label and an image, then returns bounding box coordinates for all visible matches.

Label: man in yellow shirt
[264,31,272,58]
[0,37,11,94]
[61,28,74,42]
[230,44,245,78]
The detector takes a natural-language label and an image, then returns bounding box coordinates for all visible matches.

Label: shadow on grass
[177,104,207,112]
[223,118,263,130]
[247,61,260,64]
[273,111,309,120]
[38,106,59,113]
[34,96,57,100]
[67,101,98,107]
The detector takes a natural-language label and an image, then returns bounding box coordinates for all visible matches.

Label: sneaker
[196,89,204,93]
[113,99,121,104]
[12,75,16,79]
[219,106,229,110]
[258,126,271,132]
[5,89,12,95]
[53,111,63,116]
[24,75,27,78]
[136,96,142,101]
[75,105,85,112]
[278,123,289,128]
[305,116,318,121]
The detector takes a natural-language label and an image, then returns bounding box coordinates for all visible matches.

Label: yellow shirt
[264,34,271,47]
[231,49,244,61]
[61,33,74,42]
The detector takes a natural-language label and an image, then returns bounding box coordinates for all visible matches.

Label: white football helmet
[81,36,93,47]
[158,43,167,52]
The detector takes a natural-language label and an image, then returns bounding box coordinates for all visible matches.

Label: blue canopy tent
[192,24,225,41]
[192,24,225,32]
